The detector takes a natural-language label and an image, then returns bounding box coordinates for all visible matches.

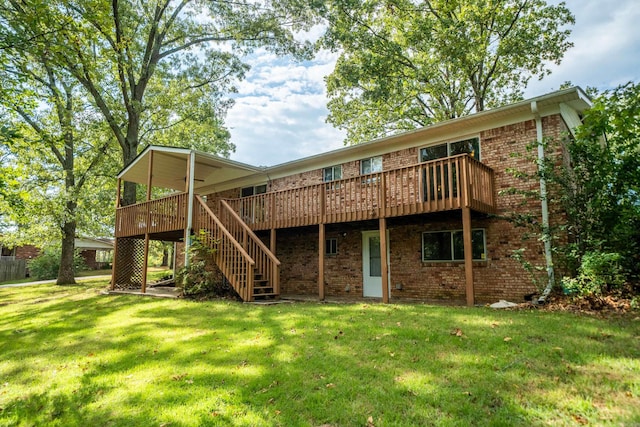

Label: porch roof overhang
[75,237,113,251]
[117,145,263,192]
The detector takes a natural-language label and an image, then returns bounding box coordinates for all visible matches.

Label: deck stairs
[194,195,280,302]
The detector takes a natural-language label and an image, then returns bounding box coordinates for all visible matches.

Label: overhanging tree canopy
[321,0,575,144]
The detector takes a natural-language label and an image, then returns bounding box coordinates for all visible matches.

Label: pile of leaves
[540,294,636,317]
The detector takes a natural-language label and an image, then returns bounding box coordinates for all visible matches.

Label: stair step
[253,285,272,290]
[252,293,278,299]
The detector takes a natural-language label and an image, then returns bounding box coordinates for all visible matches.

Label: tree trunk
[120,130,139,206]
[57,211,77,285]
[161,245,169,266]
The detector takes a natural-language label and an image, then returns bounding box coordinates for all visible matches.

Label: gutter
[531,101,554,303]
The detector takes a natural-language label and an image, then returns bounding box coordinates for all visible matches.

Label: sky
[225,0,640,167]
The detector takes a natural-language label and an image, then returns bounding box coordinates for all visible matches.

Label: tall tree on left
[10,0,319,206]
[0,4,114,284]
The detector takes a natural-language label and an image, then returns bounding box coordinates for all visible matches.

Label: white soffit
[117,146,261,192]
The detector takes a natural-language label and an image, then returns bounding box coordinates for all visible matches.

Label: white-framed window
[325,238,338,255]
[360,156,383,175]
[323,165,342,182]
[420,137,481,162]
[241,184,267,197]
[422,229,486,262]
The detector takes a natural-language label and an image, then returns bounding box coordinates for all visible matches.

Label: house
[111,87,591,305]
[75,237,114,270]
[0,242,40,261]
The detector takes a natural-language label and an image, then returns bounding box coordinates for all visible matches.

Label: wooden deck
[115,154,495,237]
[226,154,495,231]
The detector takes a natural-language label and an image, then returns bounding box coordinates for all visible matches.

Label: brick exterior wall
[15,245,40,260]
[206,114,571,303]
[80,250,97,270]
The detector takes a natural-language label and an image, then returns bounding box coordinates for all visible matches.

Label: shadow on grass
[0,289,638,426]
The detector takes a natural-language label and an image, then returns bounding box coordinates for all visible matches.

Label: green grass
[0,281,638,426]
[0,267,168,285]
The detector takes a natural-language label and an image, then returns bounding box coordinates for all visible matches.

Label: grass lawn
[0,280,638,426]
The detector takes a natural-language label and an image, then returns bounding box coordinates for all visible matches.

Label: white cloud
[228,0,640,167]
[526,0,640,95]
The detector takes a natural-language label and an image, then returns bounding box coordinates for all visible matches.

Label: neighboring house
[0,242,38,281]
[0,242,40,261]
[111,87,591,305]
[0,238,113,281]
[75,237,114,270]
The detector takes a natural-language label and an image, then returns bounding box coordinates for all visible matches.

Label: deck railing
[193,196,256,301]
[115,155,495,237]
[226,155,495,231]
[218,200,280,296]
[115,193,187,238]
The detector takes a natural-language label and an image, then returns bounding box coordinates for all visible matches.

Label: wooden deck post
[142,151,154,293]
[184,152,195,267]
[318,223,325,300]
[270,228,276,254]
[111,179,122,290]
[379,217,389,303]
[462,206,474,306]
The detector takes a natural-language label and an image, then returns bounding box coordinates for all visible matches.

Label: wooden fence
[0,259,27,282]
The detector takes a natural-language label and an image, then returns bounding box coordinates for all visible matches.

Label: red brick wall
[15,245,40,260]
[205,114,570,303]
[80,250,97,270]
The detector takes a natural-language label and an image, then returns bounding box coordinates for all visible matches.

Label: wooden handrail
[217,198,281,296]
[194,196,254,263]
[219,200,281,266]
[225,154,494,231]
[193,195,256,301]
[115,192,187,237]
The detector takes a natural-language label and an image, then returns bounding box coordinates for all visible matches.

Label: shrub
[28,249,88,280]
[561,251,626,297]
[176,230,236,298]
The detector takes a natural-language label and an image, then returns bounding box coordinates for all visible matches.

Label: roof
[117,145,262,192]
[75,237,114,250]
[119,87,591,194]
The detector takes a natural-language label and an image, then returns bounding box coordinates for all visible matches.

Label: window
[422,229,486,261]
[420,137,480,162]
[323,165,342,182]
[420,137,480,202]
[360,156,383,175]
[325,238,338,255]
[241,184,267,197]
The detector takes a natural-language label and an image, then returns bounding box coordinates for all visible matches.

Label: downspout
[184,152,196,267]
[531,101,554,303]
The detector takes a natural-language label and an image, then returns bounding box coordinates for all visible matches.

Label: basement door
[362,230,389,298]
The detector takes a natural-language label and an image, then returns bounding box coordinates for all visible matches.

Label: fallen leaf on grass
[503,337,512,342]
[367,416,375,426]
[326,383,336,388]
[451,328,464,337]
[572,414,588,425]
[172,373,187,381]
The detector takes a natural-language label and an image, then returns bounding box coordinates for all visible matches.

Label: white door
[362,231,383,297]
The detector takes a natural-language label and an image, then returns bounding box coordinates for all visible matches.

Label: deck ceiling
[118,146,262,192]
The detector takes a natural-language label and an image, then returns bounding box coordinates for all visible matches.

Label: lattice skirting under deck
[112,237,145,290]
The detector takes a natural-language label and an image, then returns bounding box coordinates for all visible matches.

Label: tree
[15,0,318,205]
[321,0,575,144]
[553,82,640,285]
[0,19,114,283]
